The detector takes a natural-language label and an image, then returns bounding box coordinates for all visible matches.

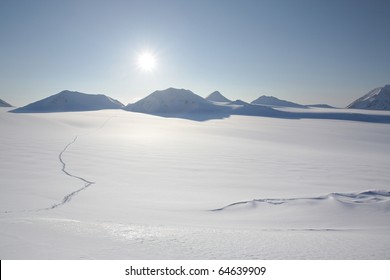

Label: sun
[137,51,156,72]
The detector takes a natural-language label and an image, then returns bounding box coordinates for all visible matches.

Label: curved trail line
[3,115,116,214]
[45,136,95,210]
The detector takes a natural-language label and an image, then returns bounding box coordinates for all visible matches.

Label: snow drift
[347,85,390,110]
[11,90,124,113]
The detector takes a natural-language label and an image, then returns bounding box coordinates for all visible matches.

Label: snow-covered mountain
[0,98,12,107]
[205,91,231,102]
[306,104,335,108]
[347,85,390,110]
[124,88,223,115]
[251,95,308,108]
[11,90,124,113]
[123,88,281,120]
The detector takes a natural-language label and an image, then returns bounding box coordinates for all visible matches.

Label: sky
[0,0,389,107]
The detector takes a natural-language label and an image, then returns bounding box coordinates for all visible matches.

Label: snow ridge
[212,190,390,211]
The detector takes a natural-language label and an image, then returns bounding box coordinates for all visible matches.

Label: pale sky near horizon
[0,0,389,107]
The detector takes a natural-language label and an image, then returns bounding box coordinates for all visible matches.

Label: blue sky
[0,0,389,107]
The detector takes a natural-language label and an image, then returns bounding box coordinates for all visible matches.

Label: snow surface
[251,95,308,108]
[1,107,390,259]
[347,85,390,110]
[0,98,12,107]
[11,90,124,113]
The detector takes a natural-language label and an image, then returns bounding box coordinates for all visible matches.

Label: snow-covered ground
[1,107,390,259]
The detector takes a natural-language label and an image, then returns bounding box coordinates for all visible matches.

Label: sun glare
[137,51,156,72]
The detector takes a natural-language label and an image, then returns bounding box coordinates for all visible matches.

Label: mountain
[205,91,231,102]
[347,85,390,110]
[251,95,308,108]
[0,98,12,107]
[306,104,335,108]
[124,88,225,116]
[123,88,284,120]
[11,90,124,113]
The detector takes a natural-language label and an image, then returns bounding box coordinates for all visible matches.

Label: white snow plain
[1,107,390,259]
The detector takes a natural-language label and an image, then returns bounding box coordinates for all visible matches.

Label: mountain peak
[205,91,231,102]
[0,98,12,107]
[11,90,124,113]
[347,85,390,110]
[251,95,307,108]
[124,87,217,115]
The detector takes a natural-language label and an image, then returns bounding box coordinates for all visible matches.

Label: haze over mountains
[11,90,123,113]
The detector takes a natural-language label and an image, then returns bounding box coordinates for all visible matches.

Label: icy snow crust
[1,107,390,259]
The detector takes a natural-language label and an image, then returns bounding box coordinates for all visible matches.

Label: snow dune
[1,108,390,259]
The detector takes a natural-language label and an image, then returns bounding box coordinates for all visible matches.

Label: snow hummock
[11,90,124,113]
[205,91,232,102]
[0,98,12,107]
[251,95,308,108]
[347,85,390,110]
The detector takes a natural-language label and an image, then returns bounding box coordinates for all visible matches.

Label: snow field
[1,108,390,259]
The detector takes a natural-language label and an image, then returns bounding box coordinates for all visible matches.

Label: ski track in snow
[44,136,95,210]
[212,190,390,211]
[3,115,116,214]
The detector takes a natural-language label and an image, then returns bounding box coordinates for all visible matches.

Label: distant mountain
[347,85,390,110]
[0,98,12,107]
[124,88,222,115]
[11,90,124,113]
[251,95,308,108]
[123,88,282,120]
[205,91,231,102]
[122,87,390,123]
[306,104,335,108]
